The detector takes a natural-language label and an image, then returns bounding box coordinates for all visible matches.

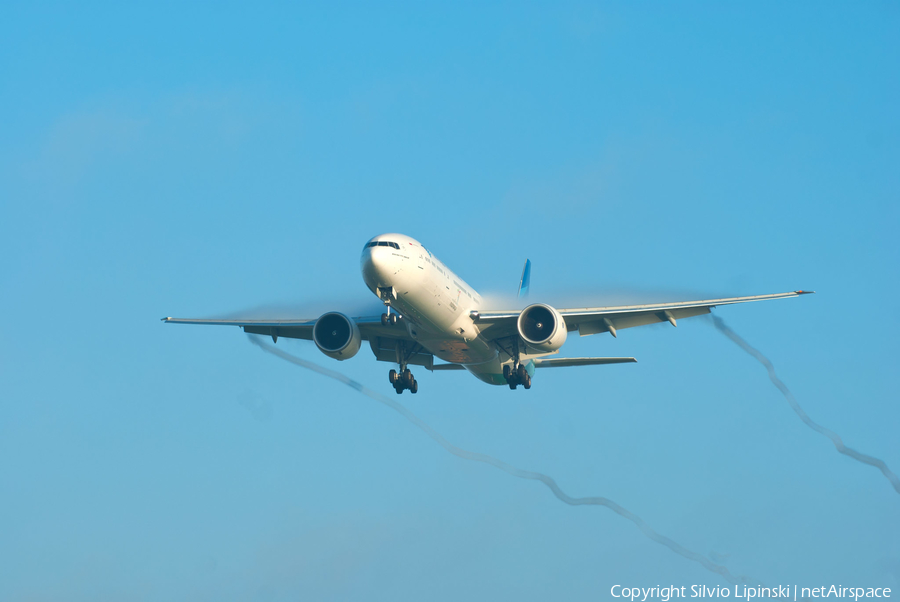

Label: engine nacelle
[313,312,362,360]
[517,303,568,353]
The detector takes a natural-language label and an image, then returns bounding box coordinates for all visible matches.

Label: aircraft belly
[463,358,507,385]
[418,336,496,364]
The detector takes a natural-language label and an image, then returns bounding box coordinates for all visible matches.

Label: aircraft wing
[429,357,637,371]
[471,290,813,339]
[161,316,411,342]
[533,357,637,367]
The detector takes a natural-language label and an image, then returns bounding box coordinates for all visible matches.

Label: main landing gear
[389,367,418,394]
[388,339,418,394]
[502,340,531,390]
[503,363,531,390]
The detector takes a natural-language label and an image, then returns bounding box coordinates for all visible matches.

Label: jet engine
[313,312,362,360]
[517,303,568,353]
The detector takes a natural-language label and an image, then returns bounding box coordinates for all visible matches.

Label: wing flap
[575,306,711,336]
[368,337,434,369]
[242,325,313,341]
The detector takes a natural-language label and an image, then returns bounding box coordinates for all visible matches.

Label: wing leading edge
[471,290,813,339]
[161,317,317,341]
[161,315,408,342]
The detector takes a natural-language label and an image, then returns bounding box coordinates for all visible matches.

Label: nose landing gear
[389,368,418,394]
[380,301,401,325]
[503,363,531,390]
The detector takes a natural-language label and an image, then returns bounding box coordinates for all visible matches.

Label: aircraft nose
[360,246,392,287]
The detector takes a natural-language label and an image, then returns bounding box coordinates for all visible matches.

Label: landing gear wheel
[390,314,399,325]
[395,384,404,394]
[402,369,413,385]
[516,364,527,381]
[381,314,388,325]
[508,381,517,390]
[523,374,532,389]
[503,365,511,380]
[389,369,397,384]
[410,380,418,394]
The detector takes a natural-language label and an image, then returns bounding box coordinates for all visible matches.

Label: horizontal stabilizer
[534,357,637,368]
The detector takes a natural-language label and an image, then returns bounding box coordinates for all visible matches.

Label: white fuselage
[360,233,532,385]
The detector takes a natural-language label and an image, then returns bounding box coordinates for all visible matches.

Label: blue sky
[1,2,898,600]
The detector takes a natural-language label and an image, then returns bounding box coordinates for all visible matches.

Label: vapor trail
[248,335,757,585]
[710,315,900,495]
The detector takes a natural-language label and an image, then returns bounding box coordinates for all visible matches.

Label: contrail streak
[248,335,757,585]
[710,315,900,495]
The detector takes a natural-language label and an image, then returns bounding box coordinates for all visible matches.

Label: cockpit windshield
[365,241,400,249]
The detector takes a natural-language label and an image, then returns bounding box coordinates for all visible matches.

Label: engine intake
[313,312,362,360]
[517,303,567,353]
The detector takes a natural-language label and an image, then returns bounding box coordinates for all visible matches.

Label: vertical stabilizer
[517,259,531,299]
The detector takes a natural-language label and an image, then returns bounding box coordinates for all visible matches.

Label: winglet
[517,259,531,299]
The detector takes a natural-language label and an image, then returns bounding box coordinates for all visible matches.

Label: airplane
[163,233,812,394]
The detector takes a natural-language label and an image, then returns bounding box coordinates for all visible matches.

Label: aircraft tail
[517,259,531,299]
